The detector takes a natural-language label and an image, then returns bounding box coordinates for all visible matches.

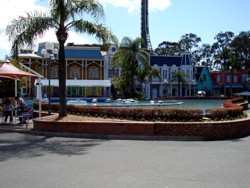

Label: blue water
[65,99,224,110]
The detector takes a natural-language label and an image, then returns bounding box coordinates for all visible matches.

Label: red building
[210,69,248,96]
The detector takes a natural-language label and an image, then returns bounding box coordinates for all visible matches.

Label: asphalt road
[0,132,250,188]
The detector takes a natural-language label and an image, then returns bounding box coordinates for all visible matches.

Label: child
[3,99,14,125]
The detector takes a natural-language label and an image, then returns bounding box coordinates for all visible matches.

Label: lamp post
[41,42,58,115]
[192,79,196,96]
[163,79,168,97]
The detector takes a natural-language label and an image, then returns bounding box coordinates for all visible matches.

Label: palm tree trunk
[57,28,68,117]
[58,43,67,117]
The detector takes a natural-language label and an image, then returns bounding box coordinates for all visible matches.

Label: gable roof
[194,67,204,80]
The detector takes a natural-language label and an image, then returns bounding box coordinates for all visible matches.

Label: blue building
[194,66,213,96]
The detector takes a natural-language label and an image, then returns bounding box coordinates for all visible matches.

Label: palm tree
[137,63,160,98]
[170,71,189,96]
[111,37,149,98]
[6,0,117,117]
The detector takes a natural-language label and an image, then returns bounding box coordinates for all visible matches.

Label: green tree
[6,0,117,117]
[170,71,189,96]
[230,31,250,74]
[137,63,160,98]
[111,37,149,98]
[154,41,181,56]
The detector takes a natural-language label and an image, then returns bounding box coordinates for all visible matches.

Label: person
[3,99,14,125]
[15,95,28,124]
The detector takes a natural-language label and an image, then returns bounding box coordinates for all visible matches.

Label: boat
[105,98,112,103]
[122,99,139,103]
[157,100,163,104]
[116,98,122,103]
[92,98,98,103]
[67,99,87,105]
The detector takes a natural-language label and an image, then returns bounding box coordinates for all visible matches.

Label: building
[194,66,213,96]
[210,69,249,96]
[18,43,199,100]
[18,43,111,99]
[149,53,196,99]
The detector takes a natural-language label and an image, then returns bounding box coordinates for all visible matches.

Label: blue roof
[150,55,182,66]
[150,53,192,66]
[36,43,103,60]
[64,47,103,59]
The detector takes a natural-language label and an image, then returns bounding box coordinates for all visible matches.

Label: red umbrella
[0,62,38,79]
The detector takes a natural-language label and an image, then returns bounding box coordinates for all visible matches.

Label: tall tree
[154,41,181,56]
[230,31,250,74]
[6,0,117,117]
[179,33,202,52]
[111,37,150,98]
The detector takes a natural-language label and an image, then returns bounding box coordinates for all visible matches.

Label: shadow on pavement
[0,132,104,162]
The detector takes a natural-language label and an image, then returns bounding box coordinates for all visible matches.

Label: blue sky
[0,0,249,60]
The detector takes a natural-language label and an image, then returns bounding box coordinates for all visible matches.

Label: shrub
[34,97,244,122]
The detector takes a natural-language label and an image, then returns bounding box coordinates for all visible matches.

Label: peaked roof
[194,67,204,80]
[194,66,210,81]
[150,53,192,66]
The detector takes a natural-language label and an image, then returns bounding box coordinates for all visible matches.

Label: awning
[34,79,111,87]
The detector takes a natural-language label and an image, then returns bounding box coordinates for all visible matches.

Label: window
[89,67,99,79]
[203,74,207,82]
[70,66,80,79]
[162,69,167,79]
[226,75,231,83]
[51,66,58,78]
[216,75,221,83]
[233,75,238,83]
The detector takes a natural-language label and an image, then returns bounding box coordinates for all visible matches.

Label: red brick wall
[33,115,250,140]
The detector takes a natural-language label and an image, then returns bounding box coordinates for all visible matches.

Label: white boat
[92,98,98,103]
[67,99,87,105]
[105,98,112,103]
[123,99,139,103]
[116,98,122,102]
[157,100,163,104]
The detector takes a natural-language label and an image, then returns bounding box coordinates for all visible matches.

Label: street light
[163,79,169,97]
[41,42,58,115]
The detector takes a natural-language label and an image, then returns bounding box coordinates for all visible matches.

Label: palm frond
[6,11,56,55]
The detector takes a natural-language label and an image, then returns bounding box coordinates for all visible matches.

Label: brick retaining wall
[33,115,250,140]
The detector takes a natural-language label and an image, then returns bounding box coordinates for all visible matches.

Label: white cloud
[34,29,92,52]
[0,0,171,59]
[0,0,46,30]
[100,0,171,14]
[0,0,91,59]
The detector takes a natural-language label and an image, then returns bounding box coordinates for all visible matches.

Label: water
[67,99,224,110]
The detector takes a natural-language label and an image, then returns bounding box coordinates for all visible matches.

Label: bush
[34,97,245,122]
[206,97,244,120]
